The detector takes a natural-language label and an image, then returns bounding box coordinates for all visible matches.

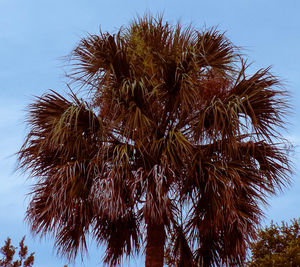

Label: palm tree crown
[18,15,291,266]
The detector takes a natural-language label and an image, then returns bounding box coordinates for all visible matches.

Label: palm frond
[194,28,237,71]
[93,211,140,266]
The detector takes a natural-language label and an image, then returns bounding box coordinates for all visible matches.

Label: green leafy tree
[247,218,300,267]
[18,15,292,267]
[0,237,34,267]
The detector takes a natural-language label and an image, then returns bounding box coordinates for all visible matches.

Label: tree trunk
[145,223,166,267]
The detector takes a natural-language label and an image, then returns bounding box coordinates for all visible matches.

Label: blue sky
[0,0,299,266]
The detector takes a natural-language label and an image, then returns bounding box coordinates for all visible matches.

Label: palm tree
[18,15,291,267]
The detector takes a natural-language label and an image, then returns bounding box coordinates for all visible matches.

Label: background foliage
[0,237,34,267]
[247,218,300,267]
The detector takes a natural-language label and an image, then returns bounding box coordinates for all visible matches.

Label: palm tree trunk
[145,223,166,267]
